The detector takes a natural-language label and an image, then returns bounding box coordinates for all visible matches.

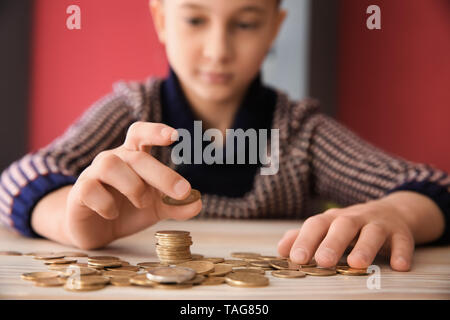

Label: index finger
[123,121,179,152]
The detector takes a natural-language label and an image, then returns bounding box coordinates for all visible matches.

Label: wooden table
[1,219,449,300]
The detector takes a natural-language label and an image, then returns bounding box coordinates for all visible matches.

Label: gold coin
[106,265,140,272]
[155,230,191,236]
[271,270,306,278]
[47,265,70,271]
[110,276,132,286]
[202,257,225,264]
[259,256,279,261]
[162,189,201,206]
[0,251,22,256]
[102,270,136,278]
[88,260,122,268]
[154,283,193,289]
[223,260,248,267]
[249,261,273,268]
[230,252,261,259]
[44,258,77,265]
[57,251,89,257]
[336,266,369,276]
[201,277,226,286]
[191,254,204,260]
[34,254,65,260]
[33,277,66,287]
[71,263,89,268]
[177,261,215,275]
[137,262,169,268]
[301,267,337,276]
[208,264,232,277]
[130,274,155,287]
[232,268,265,275]
[67,275,110,286]
[269,260,301,270]
[26,251,54,257]
[21,271,62,281]
[183,275,205,285]
[119,261,130,266]
[87,256,120,261]
[146,266,196,283]
[225,273,269,288]
[61,267,100,276]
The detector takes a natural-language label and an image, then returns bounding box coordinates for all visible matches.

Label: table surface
[1,219,449,300]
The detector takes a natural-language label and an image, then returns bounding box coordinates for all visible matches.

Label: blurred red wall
[29,0,167,151]
[337,0,450,172]
[29,0,449,173]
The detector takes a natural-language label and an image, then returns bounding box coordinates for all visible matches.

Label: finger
[115,148,191,200]
[74,179,119,220]
[123,122,178,152]
[315,215,363,268]
[277,229,300,257]
[88,153,149,209]
[289,214,332,264]
[347,223,387,268]
[389,232,414,271]
[157,198,203,221]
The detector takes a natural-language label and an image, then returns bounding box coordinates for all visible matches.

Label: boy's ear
[149,0,166,45]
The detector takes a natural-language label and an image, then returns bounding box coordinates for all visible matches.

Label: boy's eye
[185,17,205,26]
[235,21,259,30]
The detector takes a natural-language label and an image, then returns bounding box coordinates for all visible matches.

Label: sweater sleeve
[292,102,450,245]
[0,79,151,237]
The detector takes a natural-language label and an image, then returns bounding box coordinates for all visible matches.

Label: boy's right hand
[63,122,202,250]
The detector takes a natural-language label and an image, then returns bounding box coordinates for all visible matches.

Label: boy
[0,0,448,273]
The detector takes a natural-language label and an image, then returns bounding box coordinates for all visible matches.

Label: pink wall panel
[337,0,450,172]
[29,0,167,151]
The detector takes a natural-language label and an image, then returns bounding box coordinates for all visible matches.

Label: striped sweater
[1,75,449,244]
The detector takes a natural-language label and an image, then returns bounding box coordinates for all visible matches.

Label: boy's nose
[202,25,232,64]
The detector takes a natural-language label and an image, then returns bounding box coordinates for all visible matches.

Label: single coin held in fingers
[162,189,201,206]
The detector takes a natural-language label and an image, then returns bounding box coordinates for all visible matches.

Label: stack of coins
[155,230,193,264]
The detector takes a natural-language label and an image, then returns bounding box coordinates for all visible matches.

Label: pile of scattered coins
[2,228,370,293]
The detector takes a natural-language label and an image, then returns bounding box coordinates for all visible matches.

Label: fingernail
[291,248,307,263]
[353,250,368,264]
[174,179,190,197]
[396,256,407,267]
[160,127,173,139]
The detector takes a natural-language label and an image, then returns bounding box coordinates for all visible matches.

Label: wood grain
[1,219,449,299]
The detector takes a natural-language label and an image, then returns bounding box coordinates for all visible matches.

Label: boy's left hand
[277,197,417,271]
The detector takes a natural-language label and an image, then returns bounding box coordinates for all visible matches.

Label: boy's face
[150,0,286,104]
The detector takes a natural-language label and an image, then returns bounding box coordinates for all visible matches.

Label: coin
[208,264,232,277]
[271,270,306,278]
[0,251,22,256]
[106,265,140,272]
[62,266,100,276]
[249,261,273,268]
[57,252,89,257]
[301,267,337,276]
[232,268,265,275]
[34,254,65,260]
[177,261,215,275]
[88,260,122,268]
[202,257,225,264]
[183,275,205,285]
[110,276,131,286]
[130,274,155,287]
[102,270,137,278]
[201,277,226,285]
[269,260,301,271]
[44,258,77,265]
[231,252,261,259]
[33,277,66,287]
[21,271,62,281]
[67,275,110,286]
[191,254,204,260]
[153,283,193,290]
[162,189,201,206]
[137,262,169,268]
[225,273,269,288]
[259,256,279,261]
[336,266,369,276]
[64,282,106,292]
[222,260,248,267]
[146,266,196,283]
[88,256,120,261]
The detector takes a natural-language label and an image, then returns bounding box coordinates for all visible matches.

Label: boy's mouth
[199,71,233,84]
